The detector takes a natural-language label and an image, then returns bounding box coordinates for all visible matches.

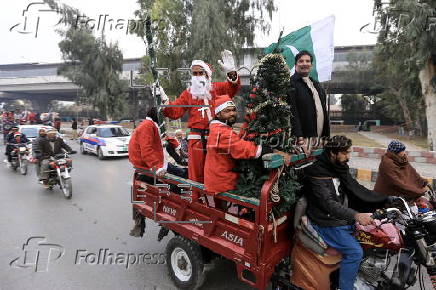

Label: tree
[373,0,436,148]
[133,0,275,95]
[57,30,128,120]
[233,53,300,216]
[341,94,368,125]
[43,0,129,120]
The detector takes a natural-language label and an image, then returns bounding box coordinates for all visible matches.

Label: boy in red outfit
[204,95,289,194]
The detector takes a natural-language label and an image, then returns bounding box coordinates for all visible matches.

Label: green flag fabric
[264,15,335,82]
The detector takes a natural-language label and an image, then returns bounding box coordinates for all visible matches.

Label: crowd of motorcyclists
[2,109,76,189]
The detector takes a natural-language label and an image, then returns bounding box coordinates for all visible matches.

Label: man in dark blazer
[288,50,330,145]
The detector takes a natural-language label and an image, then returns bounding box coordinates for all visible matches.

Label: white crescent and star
[285,45,299,75]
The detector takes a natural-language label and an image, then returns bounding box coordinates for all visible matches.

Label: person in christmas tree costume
[236,53,300,215]
[160,50,241,183]
[204,95,290,195]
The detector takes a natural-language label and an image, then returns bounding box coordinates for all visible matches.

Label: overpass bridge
[0,45,375,111]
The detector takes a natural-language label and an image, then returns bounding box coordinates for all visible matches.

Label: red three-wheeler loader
[130,150,322,290]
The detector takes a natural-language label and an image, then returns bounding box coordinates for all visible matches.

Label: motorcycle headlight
[19,147,26,152]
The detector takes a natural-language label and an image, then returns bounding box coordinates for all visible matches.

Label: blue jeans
[313,225,363,290]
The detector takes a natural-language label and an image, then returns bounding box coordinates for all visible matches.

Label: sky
[0,0,378,65]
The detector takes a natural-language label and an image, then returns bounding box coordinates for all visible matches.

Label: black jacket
[287,72,330,138]
[32,136,47,159]
[39,137,72,159]
[303,152,386,227]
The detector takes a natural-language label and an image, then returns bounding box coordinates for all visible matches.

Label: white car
[18,125,63,153]
[18,124,61,142]
[80,125,131,159]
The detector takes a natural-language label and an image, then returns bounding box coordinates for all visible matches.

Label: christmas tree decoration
[233,53,301,216]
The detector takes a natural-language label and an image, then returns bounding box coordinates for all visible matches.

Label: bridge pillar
[30,99,51,112]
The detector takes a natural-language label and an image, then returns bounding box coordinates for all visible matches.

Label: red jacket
[128,118,166,171]
[204,120,261,194]
[162,79,240,130]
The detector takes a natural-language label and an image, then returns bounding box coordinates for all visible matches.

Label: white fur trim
[187,134,209,140]
[191,60,212,78]
[215,101,236,114]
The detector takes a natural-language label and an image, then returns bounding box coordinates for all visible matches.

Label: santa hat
[14,132,22,137]
[190,60,213,78]
[215,95,235,115]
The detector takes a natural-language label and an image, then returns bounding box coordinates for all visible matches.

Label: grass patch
[335,132,384,147]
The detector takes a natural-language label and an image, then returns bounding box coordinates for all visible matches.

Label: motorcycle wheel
[19,159,27,175]
[60,177,72,199]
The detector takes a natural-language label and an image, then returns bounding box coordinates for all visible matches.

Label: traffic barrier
[352,147,436,164]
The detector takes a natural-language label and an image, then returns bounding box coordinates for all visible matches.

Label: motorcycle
[7,143,29,175]
[272,196,436,290]
[46,151,76,199]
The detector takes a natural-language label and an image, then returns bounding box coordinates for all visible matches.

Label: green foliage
[373,0,435,136]
[233,54,299,216]
[43,0,129,120]
[341,94,367,124]
[133,0,275,95]
[374,0,435,67]
[58,29,128,120]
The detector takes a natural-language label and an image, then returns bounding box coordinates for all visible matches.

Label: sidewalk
[358,131,423,151]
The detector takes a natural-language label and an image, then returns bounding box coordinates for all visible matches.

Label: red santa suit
[204,96,262,195]
[128,117,167,173]
[165,136,180,150]
[162,61,240,183]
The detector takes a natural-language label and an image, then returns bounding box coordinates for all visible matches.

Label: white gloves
[156,167,166,177]
[152,84,169,104]
[217,50,236,73]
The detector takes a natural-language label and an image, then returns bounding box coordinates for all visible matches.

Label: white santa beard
[189,76,212,100]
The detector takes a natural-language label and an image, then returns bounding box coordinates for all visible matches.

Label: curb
[352,146,436,164]
[351,168,436,188]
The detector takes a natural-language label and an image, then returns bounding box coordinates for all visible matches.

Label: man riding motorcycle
[375,140,433,209]
[32,128,48,181]
[5,132,29,163]
[291,135,386,290]
[38,130,73,188]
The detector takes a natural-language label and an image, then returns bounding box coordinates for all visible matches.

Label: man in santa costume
[204,95,290,195]
[160,50,241,183]
[129,107,187,179]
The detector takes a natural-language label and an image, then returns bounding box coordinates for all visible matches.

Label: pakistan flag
[265,15,335,82]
